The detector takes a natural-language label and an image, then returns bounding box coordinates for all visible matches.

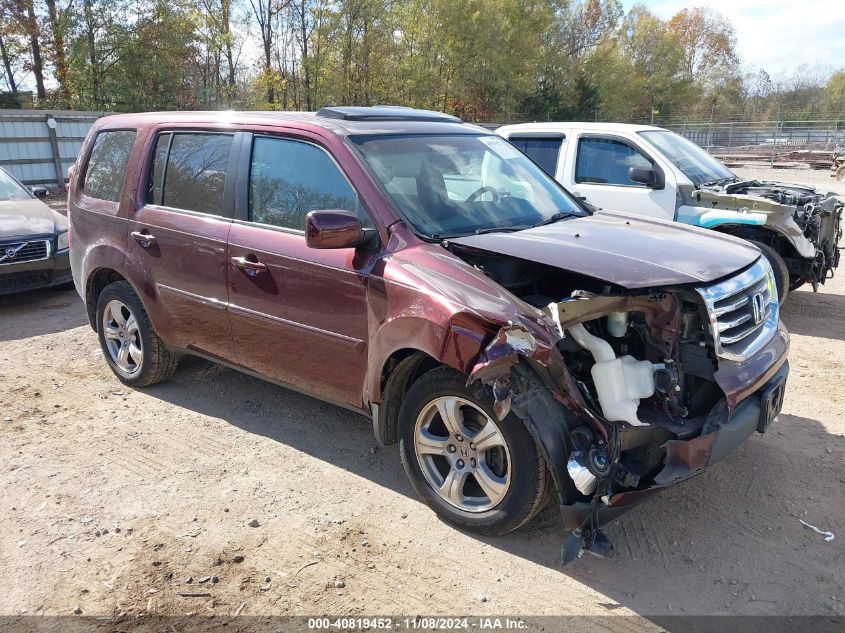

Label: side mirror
[305,210,374,249]
[31,186,48,198]
[628,166,658,188]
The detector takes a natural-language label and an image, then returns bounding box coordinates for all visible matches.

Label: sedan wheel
[414,396,511,512]
[102,299,143,376]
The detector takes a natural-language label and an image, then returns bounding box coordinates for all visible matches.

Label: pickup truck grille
[696,256,778,361]
[0,239,51,265]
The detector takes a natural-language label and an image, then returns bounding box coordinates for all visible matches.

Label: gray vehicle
[0,167,71,295]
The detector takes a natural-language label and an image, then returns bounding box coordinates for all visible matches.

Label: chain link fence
[666,120,845,168]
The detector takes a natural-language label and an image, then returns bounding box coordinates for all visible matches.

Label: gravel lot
[1,169,843,625]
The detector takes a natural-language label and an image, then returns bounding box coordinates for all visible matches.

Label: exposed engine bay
[697,179,843,289]
[455,248,722,490]
[452,245,788,561]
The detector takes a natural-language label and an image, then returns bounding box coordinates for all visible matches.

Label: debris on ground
[799,518,835,542]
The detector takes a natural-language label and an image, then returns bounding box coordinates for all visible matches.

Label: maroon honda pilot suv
[69,107,789,560]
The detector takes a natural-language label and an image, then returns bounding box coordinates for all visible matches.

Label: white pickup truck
[497,122,842,302]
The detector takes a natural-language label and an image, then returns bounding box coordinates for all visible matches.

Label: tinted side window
[147,133,233,215]
[249,137,365,231]
[575,137,652,186]
[509,137,563,176]
[83,130,136,202]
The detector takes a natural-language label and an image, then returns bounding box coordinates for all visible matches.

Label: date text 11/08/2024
[307,617,528,630]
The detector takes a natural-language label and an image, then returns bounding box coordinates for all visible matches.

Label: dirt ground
[1,169,843,626]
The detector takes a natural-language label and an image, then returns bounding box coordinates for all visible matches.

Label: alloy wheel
[413,396,511,512]
[102,299,143,375]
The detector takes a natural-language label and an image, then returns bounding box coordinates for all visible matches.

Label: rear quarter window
[83,130,136,202]
[508,136,564,176]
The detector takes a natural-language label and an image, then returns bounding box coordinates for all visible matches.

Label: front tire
[750,241,789,305]
[398,367,550,536]
[95,281,178,387]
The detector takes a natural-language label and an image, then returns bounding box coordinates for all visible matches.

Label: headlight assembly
[57,231,69,251]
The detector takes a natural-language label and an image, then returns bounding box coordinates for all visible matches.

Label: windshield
[350,134,584,238]
[0,169,33,202]
[639,130,735,187]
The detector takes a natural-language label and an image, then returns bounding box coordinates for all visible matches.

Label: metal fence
[2,109,844,186]
[665,120,845,168]
[0,109,104,186]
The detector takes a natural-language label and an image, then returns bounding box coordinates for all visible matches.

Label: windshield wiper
[474,225,530,235]
[530,211,579,228]
[699,176,739,188]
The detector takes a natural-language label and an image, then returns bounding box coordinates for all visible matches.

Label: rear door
[125,130,240,360]
[507,134,566,178]
[563,133,676,219]
[227,132,371,407]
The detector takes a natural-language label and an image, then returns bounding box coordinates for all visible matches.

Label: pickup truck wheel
[750,241,789,305]
[398,367,550,536]
[96,281,178,387]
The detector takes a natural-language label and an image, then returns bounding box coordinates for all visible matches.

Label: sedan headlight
[57,231,69,252]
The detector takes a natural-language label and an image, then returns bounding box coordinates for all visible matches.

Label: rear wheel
[96,281,178,387]
[398,367,550,536]
[750,241,789,305]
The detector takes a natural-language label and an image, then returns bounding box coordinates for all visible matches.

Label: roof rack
[315,106,462,123]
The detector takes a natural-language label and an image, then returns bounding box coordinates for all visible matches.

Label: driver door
[564,133,676,220]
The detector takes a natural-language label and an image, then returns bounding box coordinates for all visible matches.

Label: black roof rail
[315,106,462,123]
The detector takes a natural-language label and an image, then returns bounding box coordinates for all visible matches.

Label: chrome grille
[696,256,778,361]
[0,240,51,265]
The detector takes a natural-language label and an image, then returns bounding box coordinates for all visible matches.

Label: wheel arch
[373,349,442,446]
[370,312,497,445]
[85,267,131,331]
[710,224,803,260]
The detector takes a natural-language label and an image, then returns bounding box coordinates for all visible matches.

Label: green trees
[0,0,841,123]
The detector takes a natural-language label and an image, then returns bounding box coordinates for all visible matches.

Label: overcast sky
[627,0,845,78]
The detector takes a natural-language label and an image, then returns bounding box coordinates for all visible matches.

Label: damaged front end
[463,250,789,564]
[695,180,843,289]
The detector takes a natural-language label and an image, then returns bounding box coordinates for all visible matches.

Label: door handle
[231,256,267,277]
[131,230,156,247]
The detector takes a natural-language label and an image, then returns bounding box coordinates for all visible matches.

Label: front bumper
[559,360,790,530]
[0,250,72,296]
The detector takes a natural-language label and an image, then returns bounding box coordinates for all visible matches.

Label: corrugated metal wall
[0,110,104,186]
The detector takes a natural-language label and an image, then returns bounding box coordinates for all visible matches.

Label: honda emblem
[751,292,766,324]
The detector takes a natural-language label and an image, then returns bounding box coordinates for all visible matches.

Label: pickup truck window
[248,136,366,231]
[575,137,652,187]
[351,134,583,239]
[508,137,564,176]
[638,130,734,186]
[147,132,233,216]
[84,130,136,202]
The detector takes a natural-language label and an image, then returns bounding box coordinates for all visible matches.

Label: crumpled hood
[450,211,761,289]
[0,198,65,239]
